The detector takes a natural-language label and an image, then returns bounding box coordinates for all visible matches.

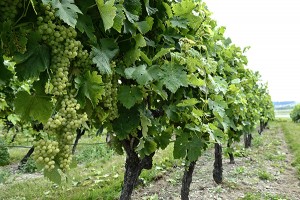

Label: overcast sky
[205,0,300,102]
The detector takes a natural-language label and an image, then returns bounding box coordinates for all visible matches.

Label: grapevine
[32,3,89,172]
[0,0,275,199]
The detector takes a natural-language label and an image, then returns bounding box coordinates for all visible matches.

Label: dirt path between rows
[132,124,300,200]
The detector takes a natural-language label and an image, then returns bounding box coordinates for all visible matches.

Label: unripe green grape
[38,157,43,162]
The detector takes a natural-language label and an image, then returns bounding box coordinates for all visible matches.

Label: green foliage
[117,86,143,109]
[0,63,13,86]
[19,157,37,173]
[124,0,142,16]
[96,0,117,31]
[91,39,119,75]
[281,121,300,177]
[290,104,300,122]
[0,137,10,166]
[13,36,50,81]
[43,0,82,27]
[257,169,273,180]
[124,64,153,85]
[75,143,114,163]
[0,168,10,183]
[14,91,53,124]
[0,0,274,195]
[75,71,104,107]
[159,63,189,93]
[240,192,289,200]
[112,106,140,139]
[43,167,62,185]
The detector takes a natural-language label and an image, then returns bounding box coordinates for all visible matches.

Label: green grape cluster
[102,63,118,121]
[37,5,82,95]
[0,0,21,21]
[33,139,59,171]
[73,45,92,70]
[35,3,89,172]
[44,94,88,171]
[56,142,72,170]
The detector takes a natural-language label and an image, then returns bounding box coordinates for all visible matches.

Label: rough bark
[5,119,14,132]
[119,139,154,200]
[259,120,269,134]
[244,133,253,148]
[227,142,235,164]
[181,160,197,200]
[18,146,34,170]
[259,120,264,135]
[72,129,85,154]
[213,143,223,184]
[10,132,18,143]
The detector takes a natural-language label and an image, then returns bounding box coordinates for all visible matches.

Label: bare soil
[132,124,300,200]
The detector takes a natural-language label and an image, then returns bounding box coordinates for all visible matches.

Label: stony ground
[132,123,300,200]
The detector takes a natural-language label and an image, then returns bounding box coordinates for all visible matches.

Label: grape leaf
[144,139,157,155]
[140,51,152,65]
[123,34,147,66]
[91,39,119,74]
[124,9,139,23]
[117,85,143,109]
[173,130,188,159]
[208,96,227,120]
[0,61,13,86]
[96,0,117,31]
[162,2,173,18]
[76,14,96,43]
[113,4,126,33]
[164,105,180,122]
[112,106,140,139]
[140,110,152,137]
[7,114,20,125]
[231,78,241,84]
[50,0,82,27]
[124,65,153,85]
[13,37,50,81]
[159,63,188,93]
[170,17,189,29]
[124,0,142,15]
[172,0,196,16]
[14,91,53,123]
[188,74,205,87]
[124,47,141,66]
[135,17,154,34]
[154,129,172,149]
[136,138,157,157]
[44,168,61,185]
[152,48,174,61]
[0,99,8,112]
[186,137,203,161]
[208,75,228,95]
[123,20,137,34]
[134,34,146,48]
[177,98,199,107]
[75,71,104,107]
[152,82,168,100]
[144,0,158,15]
[208,123,224,142]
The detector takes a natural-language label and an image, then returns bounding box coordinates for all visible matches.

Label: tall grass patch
[281,121,300,177]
